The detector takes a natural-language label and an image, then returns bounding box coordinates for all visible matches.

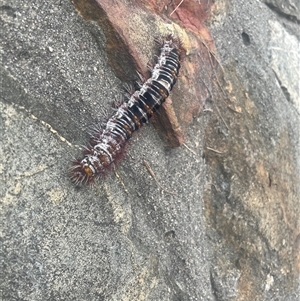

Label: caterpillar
[70,35,184,185]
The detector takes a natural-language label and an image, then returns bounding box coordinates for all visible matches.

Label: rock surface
[1,0,299,300]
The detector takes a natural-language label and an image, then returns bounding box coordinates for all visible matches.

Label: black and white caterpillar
[71,35,184,185]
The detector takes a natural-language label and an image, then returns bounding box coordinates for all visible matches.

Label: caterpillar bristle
[70,36,184,186]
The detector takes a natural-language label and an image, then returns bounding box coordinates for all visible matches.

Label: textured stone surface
[207,0,300,300]
[264,0,300,22]
[269,20,300,114]
[1,0,299,301]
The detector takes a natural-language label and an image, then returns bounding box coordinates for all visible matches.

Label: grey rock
[269,19,300,114]
[1,0,299,300]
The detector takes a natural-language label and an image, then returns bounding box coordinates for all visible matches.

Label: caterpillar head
[70,158,96,186]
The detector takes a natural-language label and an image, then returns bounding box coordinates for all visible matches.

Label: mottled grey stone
[269,20,300,114]
[1,0,299,301]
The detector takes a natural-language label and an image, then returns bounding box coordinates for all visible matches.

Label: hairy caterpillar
[71,35,184,185]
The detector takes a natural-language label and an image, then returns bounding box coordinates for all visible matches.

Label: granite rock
[1,0,299,300]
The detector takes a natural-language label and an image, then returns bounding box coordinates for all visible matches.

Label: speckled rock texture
[1,0,299,300]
